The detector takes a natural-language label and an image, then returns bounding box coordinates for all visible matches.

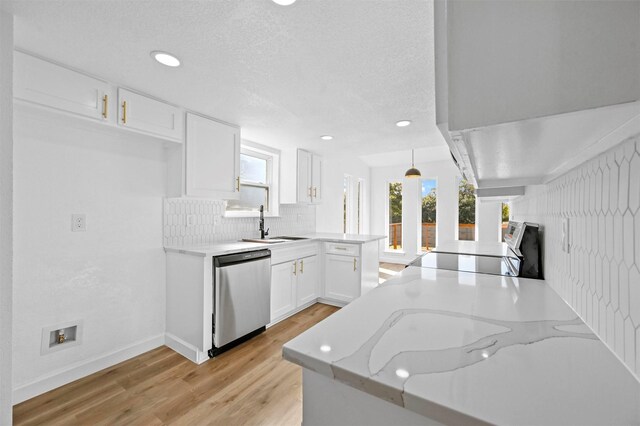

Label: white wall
[316,155,371,234]
[476,199,502,242]
[12,107,167,403]
[511,134,640,380]
[371,159,460,264]
[0,10,13,425]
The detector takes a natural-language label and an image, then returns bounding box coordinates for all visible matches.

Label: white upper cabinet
[184,113,240,199]
[117,88,183,141]
[14,51,186,144]
[311,154,322,203]
[296,149,322,204]
[297,149,312,203]
[14,51,112,122]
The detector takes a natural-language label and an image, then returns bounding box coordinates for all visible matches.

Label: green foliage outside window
[422,189,436,223]
[502,203,510,222]
[458,179,476,224]
[389,182,402,224]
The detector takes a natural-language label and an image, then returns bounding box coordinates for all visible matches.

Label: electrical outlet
[187,214,196,227]
[71,214,86,232]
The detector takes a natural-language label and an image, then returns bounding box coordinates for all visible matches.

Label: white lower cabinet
[296,255,319,306]
[270,261,297,320]
[324,254,360,303]
[270,250,319,323]
[321,240,379,305]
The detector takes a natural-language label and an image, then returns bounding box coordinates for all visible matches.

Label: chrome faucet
[259,205,269,239]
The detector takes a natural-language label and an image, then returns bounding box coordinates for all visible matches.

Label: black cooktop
[408,252,520,277]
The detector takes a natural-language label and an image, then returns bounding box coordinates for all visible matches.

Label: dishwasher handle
[214,249,271,267]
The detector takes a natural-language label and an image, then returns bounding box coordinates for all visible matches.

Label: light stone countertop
[164,233,385,257]
[283,266,640,425]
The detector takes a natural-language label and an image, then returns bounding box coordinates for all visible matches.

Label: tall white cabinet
[184,113,241,199]
[297,149,322,204]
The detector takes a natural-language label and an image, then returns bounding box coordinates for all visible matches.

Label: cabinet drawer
[324,242,360,257]
[271,242,318,265]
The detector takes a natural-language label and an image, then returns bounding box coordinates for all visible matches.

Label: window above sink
[225,141,281,218]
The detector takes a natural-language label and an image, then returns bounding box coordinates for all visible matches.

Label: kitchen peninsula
[283,266,640,425]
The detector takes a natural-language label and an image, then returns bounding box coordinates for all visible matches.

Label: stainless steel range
[409,221,542,279]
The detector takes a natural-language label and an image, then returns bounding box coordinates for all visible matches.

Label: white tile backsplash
[512,134,640,379]
[163,198,316,247]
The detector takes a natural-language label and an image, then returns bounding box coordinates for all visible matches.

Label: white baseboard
[164,332,209,365]
[267,299,319,328]
[316,298,347,308]
[379,255,412,265]
[12,334,164,405]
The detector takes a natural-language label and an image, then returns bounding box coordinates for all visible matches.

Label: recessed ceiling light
[151,51,181,67]
[321,135,333,141]
[396,120,412,127]
[272,0,297,5]
[320,345,331,352]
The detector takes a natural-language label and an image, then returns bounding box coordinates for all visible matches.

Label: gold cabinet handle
[293,260,297,276]
[353,258,357,271]
[121,100,127,124]
[102,94,108,119]
[236,177,240,192]
[300,259,304,274]
[308,187,312,198]
[313,187,317,198]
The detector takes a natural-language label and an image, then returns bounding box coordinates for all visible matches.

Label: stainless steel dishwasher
[209,249,271,358]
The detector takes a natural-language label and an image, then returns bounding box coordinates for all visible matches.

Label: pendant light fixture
[405,149,422,178]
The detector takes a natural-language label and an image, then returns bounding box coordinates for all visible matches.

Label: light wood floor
[379,262,406,284]
[14,304,339,426]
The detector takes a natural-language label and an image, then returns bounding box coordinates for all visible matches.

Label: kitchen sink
[241,238,286,244]
[241,236,310,244]
[272,236,310,241]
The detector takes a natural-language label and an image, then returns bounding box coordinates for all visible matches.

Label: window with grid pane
[226,150,272,212]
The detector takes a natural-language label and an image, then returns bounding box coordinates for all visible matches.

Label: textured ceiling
[6,0,445,157]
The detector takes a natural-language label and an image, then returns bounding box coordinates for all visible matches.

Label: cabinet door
[270,261,297,321]
[297,149,313,203]
[118,88,183,141]
[296,255,318,306]
[185,113,240,199]
[324,254,360,303]
[311,154,322,204]
[14,51,111,122]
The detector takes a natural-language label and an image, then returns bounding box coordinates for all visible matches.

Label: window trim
[225,141,280,218]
